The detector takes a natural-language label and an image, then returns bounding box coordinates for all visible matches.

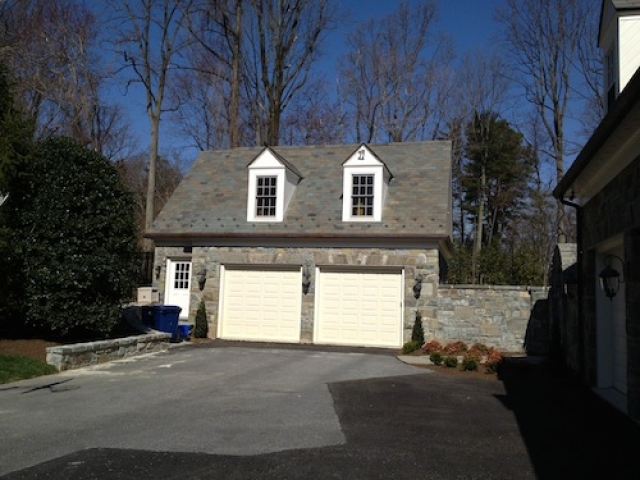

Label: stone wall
[423,285,550,353]
[46,333,171,371]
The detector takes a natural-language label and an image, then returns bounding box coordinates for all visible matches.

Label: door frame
[164,258,192,320]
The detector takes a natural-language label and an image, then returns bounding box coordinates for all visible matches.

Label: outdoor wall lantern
[302,265,312,295]
[155,265,162,279]
[197,267,207,291]
[413,275,423,299]
[599,255,624,300]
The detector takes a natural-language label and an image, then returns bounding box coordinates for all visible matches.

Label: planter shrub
[444,355,459,368]
[194,300,208,338]
[411,311,424,346]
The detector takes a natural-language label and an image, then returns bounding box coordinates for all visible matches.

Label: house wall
[619,16,640,93]
[154,245,441,345]
[581,154,640,421]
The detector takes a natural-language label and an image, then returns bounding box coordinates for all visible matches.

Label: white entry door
[164,260,192,319]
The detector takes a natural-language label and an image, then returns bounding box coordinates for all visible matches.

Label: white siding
[618,16,640,92]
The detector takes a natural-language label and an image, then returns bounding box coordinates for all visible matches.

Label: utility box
[137,287,159,304]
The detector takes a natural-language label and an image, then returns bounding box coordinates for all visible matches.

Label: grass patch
[0,355,57,384]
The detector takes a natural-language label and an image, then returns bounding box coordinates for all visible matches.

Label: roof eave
[553,66,640,199]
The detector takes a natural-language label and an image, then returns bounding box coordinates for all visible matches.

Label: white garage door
[219,267,301,343]
[316,269,403,348]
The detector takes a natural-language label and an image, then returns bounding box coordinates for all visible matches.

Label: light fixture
[155,265,162,279]
[302,265,311,295]
[413,275,423,299]
[599,254,624,300]
[197,267,207,291]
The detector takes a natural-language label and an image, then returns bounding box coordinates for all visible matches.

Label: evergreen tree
[7,137,137,336]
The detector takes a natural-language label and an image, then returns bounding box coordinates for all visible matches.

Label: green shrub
[411,311,424,346]
[462,356,479,371]
[444,355,459,368]
[402,340,420,354]
[194,300,208,338]
[6,137,137,337]
[429,352,443,366]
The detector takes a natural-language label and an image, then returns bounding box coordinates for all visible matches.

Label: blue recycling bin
[153,305,182,341]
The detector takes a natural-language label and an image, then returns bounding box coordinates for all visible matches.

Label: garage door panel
[221,268,301,343]
[316,269,402,348]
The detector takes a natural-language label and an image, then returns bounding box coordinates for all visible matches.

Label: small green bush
[444,355,459,368]
[462,356,479,371]
[402,340,420,354]
[194,300,208,338]
[411,311,425,346]
[429,352,443,366]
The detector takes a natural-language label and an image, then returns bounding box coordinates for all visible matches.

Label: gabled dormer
[342,144,392,222]
[599,0,640,111]
[247,147,302,222]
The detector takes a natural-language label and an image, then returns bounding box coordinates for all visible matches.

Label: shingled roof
[147,141,452,242]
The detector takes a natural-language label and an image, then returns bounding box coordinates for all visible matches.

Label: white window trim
[342,166,383,222]
[247,167,285,222]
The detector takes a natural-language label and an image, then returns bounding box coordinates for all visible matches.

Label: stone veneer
[154,245,550,352]
[424,285,549,353]
[45,333,171,371]
[154,245,441,344]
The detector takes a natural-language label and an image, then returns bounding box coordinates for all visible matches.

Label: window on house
[256,176,277,217]
[351,174,374,216]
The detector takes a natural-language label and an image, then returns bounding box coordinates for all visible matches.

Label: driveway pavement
[1,342,639,479]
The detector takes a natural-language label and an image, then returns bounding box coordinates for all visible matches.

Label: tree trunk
[143,112,159,252]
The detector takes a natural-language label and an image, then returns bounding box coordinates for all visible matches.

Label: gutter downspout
[560,198,584,379]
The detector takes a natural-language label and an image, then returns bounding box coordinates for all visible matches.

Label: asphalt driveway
[1,342,639,479]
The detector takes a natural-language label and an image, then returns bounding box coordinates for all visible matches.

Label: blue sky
[121,0,505,164]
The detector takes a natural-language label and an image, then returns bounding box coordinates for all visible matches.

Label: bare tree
[115,152,183,247]
[244,0,337,146]
[0,0,135,159]
[111,0,193,250]
[181,0,244,148]
[169,47,235,150]
[280,78,344,145]
[339,0,454,143]
[496,0,600,242]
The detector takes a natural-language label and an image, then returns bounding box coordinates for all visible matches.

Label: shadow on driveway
[495,357,640,479]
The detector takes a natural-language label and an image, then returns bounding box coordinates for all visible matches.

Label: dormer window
[247,147,302,222]
[256,176,277,217]
[342,144,392,222]
[351,174,374,217]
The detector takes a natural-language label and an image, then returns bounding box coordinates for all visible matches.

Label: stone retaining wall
[45,333,171,371]
[423,285,550,353]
